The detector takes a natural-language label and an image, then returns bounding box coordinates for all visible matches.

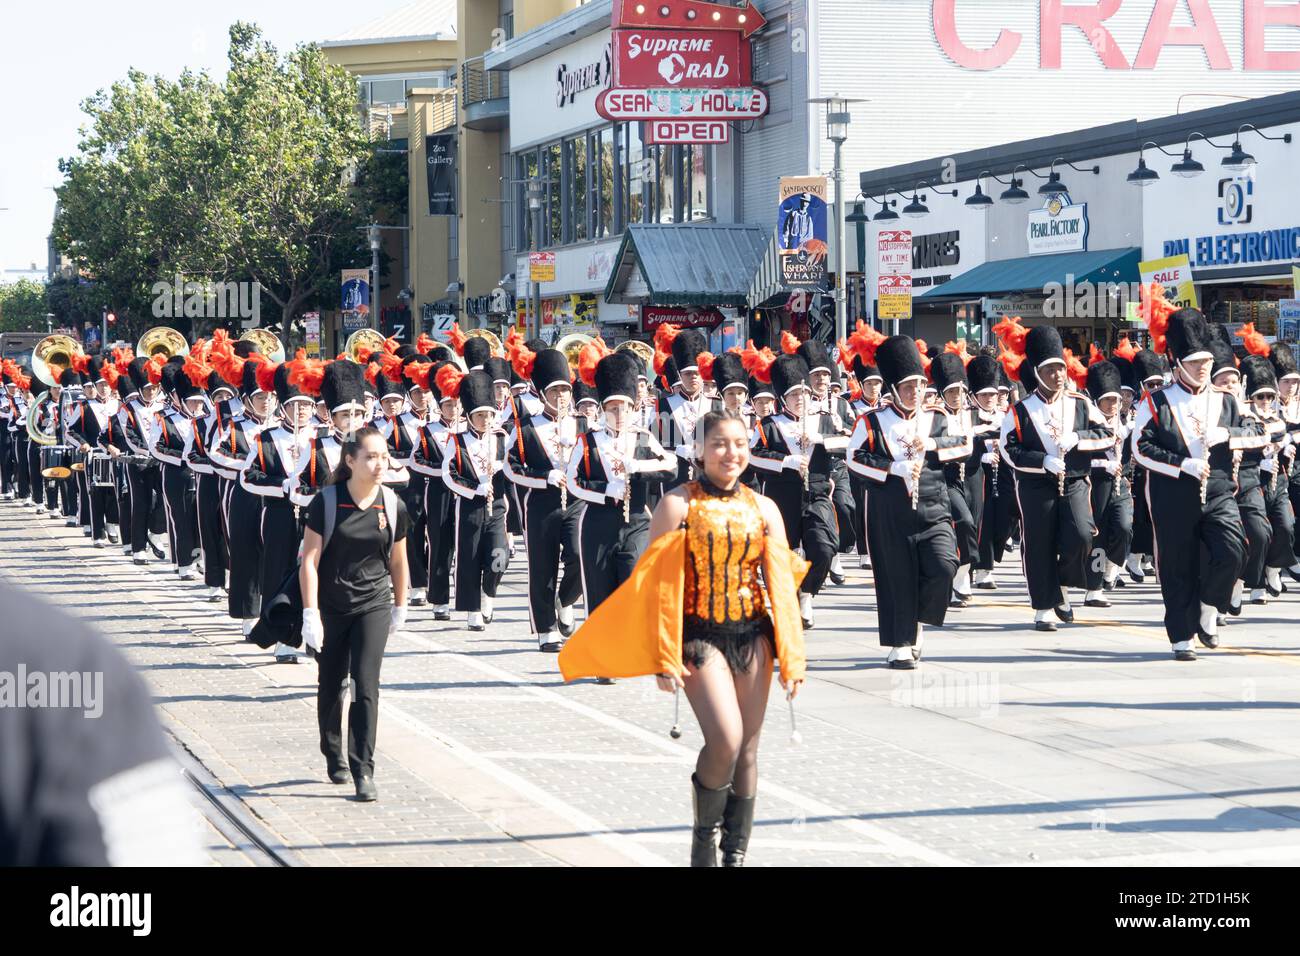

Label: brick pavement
[4,499,1300,867]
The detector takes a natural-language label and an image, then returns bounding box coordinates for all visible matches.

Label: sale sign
[613,29,750,89]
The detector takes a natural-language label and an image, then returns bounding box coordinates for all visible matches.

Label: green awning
[921,247,1142,299]
[604,224,772,308]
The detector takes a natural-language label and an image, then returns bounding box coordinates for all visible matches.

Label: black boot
[720,790,756,867]
[690,773,731,867]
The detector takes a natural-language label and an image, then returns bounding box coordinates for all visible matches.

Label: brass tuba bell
[554,333,595,376]
[137,326,191,363]
[614,339,654,371]
[345,328,388,365]
[238,328,285,364]
[31,334,85,389]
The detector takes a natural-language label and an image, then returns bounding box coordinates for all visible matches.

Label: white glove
[1043,456,1066,475]
[1057,432,1080,453]
[622,456,642,476]
[1206,426,1230,447]
[282,478,295,496]
[546,469,566,487]
[475,480,490,497]
[889,460,916,479]
[301,609,324,653]
[782,454,808,472]
[1181,457,1209,479]
[922,436,938,452]
[390,605,408,634]
[1260,457,1278,474]
[980,452,997,465]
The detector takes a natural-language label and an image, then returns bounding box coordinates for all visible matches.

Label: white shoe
[1084,590,1104,603]
[241,618,257,638]
[178,567,196,581]
[1266,568,1282,592]
[830,554,845,576]
[799,591,814,629]
[1251,588,1268,604]
[557,601,575,628]
[273,642,298,663]
[132,554,148,565]
[93,539,106,549]
[34,505,45,514]
[481,594,494,624]
[1199,602,1218,637]
[912,623,925,661]
[206,586,223,602]
[468,611,485,631]
[1058,587,1072,613]
[538,629,562,650]
[858,554,871,569]
[1231,580,1244,608]
[953,565,971,598]
[1290,563,1300,576]
[409,587,427,606]
[886,645,913,663]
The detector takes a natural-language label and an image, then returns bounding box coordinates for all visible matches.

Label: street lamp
[45,312,54,335]
[526,176,545,340]
[367,225,382,331]
[809,95,864,344]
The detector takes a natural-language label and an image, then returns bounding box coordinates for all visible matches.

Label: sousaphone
[239,328,285,364]
[137,326,191,362]
[555,333,595,376]
[345,327,387,364]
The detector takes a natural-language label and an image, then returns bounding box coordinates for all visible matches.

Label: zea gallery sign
[1144,121,1300,273]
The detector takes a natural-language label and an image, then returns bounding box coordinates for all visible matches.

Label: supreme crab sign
[613,29,751,89]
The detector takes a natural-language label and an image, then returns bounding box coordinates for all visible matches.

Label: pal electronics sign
[1144,121,1300,274]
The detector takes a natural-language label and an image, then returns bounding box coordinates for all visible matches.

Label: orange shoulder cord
[257,434,266,474]
[309,441,317,488]
[582,431,592,478]
[1013,405,1023,443]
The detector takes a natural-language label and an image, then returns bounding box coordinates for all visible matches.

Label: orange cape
[558,530,809,684]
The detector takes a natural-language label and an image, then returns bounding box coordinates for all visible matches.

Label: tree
[0,280,48,333]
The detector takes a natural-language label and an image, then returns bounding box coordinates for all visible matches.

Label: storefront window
[594,127,614,239]
[516,150,539,250]
[545,142,562,247]
[566,135,588,243]
[624,123,645,227]
[684,145,709,222]
[653,146,676,224]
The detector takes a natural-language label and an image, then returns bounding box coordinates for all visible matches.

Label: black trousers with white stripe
[766,479,837,597]
[225,481,263,619]
[1147,472,1246,644]
[1015,473,1094,610]
[453,494,508,613]
[1084,472,1133,591]
[1236,482,1271,591]
[126,461,165,554]
[578,501,650,614]
[258,498,300,607]
[521,486,583,634]
[423,480,454,607]
[1263,474,1295,571]
[197,472,228,588]
[160,461,197,569]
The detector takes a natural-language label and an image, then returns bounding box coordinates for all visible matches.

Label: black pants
[578,503,650,613]
[84,466,115,542]
[196,472,228,588]
[58,473,76,517]
[1131,466,1154,556]
[0,427,13,493]
[948,470,983,568]
[27,440,43,506]
[1147,473,1246,644]
[127,462,165,555]
[397,477,428,592]
[976,462,1017,571]
[114,458,132,542]
[423,481,454,607]
[224,481,263,619]
[76,471,91,527]
[11,432,29,501]
[160,462,198,569]
[317,605,389,780]
[831,465,857,554]
[865,477,958,647]
[1263,474,1295,571]
[1085,472,1134,591]
[521,487,583,634]
[1015,473,1094,609]
[506,483,524,535]
[453,494,508,612]
[1286,473,1300,562]
[258,500,300,607]
[766,481,837,597]
[1236,483,1271,591]
[850,472,869,555]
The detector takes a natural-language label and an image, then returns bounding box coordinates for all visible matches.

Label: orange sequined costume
[681,479,775,673]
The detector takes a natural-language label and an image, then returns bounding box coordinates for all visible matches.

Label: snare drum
[90,453,115,488]
[70,446,88,472]
[40,445,74,480]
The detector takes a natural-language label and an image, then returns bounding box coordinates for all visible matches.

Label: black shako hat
[572,379,598,407]
[275,363,309,405]
[670,329,708,374]
[161,359,200,402]
[1025,325,1065,370]
[1241,355,1278,397]
[460,369,496,417]
[771,354,810,398]
[967,355,1000,394]
[1208,321,1234,351]
[1133,349,1165,385]
[875,335,926,390]
[126,357,152,392]
[1208,340,1238,381]
[930,353,967,394]
[529,349,571,393]
[796,339,832,376]
[852,357,882,384]
[1109,355,1137,393]
[58,367,83,389]
[595,352,639,405]
[711,352,747,393]
[1269,344,1300,382]
[321,360,366,414]
[484,356,512,387]
[1086,360,1123,402]
[462,336,493,371]
[1165,308,1215,363]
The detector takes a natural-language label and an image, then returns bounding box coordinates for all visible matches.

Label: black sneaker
[1054,605,1075,624]
[1084,597,1111,608]
[1197,630,1219,649]
[353,776,378,802]
[539,641,563,654]
[1035,620,1057,632]
[1174,648,1198,662]
[327,766,350,785]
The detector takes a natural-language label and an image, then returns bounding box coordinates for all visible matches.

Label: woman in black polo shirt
[300,426,410,802]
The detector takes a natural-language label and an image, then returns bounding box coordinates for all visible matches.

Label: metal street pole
[832,136,847,345]
[101,308,107,351]
[527,177,545,341]
[368,225,382,332]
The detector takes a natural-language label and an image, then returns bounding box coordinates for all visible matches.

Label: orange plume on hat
[511,340,538,381]
[998,345,1024,383]
[146,354,167,385]
[112,347,135,376]
[435,363,465,400]
[1088,343,1105,367]
[836,338,853,372]
[71,352,91,375]
[379,351,406,384]
[1113,335,1139,361]
[848,321,886,367]
[1235,322,1271,357]
[364,361,382,391]
[182,349,214,390]
[404,361,434,392]
[652,323,681,355]
[101,362,120,389]
[287,355,327,397]
[915,339,932,375]
[991,316,1029,354]
[740,340,777,385]
[416,333,436,355]
[780,330,801,355]
[382,337,400,356]
[944,340,972,367]
[1138,283,1177,355]
[354,344,375,366]
[447,322,468,357]
[255,361,279,396]
[698,351,716,383]
[578,336,612,388]
[1063,348,1089,390]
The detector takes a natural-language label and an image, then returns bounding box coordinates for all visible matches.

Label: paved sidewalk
[4,501,1300,867]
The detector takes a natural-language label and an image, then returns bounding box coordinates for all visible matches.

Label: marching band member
[64,366,113,547]
[847,336,966,668]
[152,360,203,580]
[1,363,31,506]
[208,344,272,636]
[241,361,315,663]
[103,353,137,549]
[406,360,461,622]
[121,357,169,564]
[184,346,234,602]
[1269,344,1300,581]
[288,357,362,509]
[1131,306,1260,660]
[800,338,854,586]
[1082,361,1133,605]
[967,356,1009,590]
[748,352,845,630]
[1001,326,1113,632]
[1125,348,1167,583]
[440,367,511,632]
[656,327,718,492]
[503,343,587,651]
[373,352,429,606]
[1238,354,1293,604]
[930,352,982,607]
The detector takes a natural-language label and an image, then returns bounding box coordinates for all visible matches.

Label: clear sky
[0,0,421,277]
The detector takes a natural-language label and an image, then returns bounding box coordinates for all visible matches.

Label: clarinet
[1057,394,1067,497]
[910,410,924,512]
[801,401,810,492]
[989,436,1000,498]
[622,427,634,523]
[1199,393,1212,507]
